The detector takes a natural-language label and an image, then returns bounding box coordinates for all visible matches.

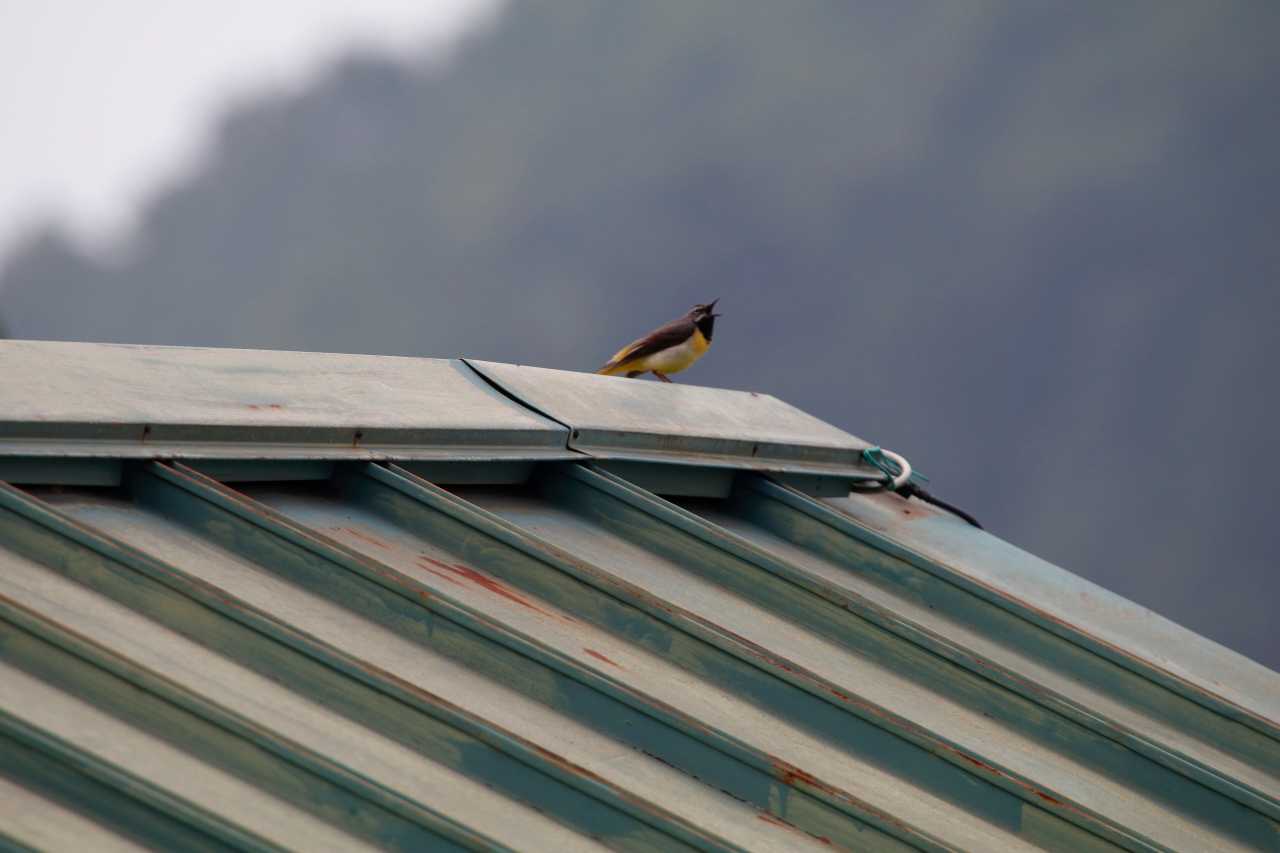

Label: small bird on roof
[596,300,720,382]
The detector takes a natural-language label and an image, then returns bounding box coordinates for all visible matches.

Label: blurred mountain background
[2,2,1277,665]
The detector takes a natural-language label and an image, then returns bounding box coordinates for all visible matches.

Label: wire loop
[862,446,913,491]
[859,446,982,528]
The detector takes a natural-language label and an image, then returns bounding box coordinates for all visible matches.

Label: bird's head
[689,299,720,321]
[690,299,720,340]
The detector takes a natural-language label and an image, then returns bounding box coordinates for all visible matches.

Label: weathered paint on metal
[164,462,906,852]
[0,341,572,461]
[183,459,338,482]
[0,589,510,853]
[339,466,980,849]
[396,459,540,485]
[754,480,1280,754]
[717,476,1280,819]
[593,460,737,498]
[357,464,1122,851]
[0,717,240,853]
[465,360,881,479]
[604,466,1280,829]
[0,770,147,853]
[710,480,1280,820]
[815,488,1280,737]
[0,457,124,486]
[471,464,1276,851]
[0,632,408,853]
[5,455,1272,849]
[0,477,718,853]
[0,488,539,852]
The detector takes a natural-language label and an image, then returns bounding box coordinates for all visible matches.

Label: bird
[596,300,720,382]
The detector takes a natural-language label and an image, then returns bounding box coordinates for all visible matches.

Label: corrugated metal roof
[1,340,1277,852]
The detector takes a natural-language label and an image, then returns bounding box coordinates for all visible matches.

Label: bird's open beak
[708,298,721,316]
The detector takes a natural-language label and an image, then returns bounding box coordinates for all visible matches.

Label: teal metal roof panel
[2,342,1277,852]
[688,485,1277,813]
[466,360,876,478]
[816,490,1280,732]
[0,341,571,460]
[0,772,145,853]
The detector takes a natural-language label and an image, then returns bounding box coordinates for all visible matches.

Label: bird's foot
[653,371,673,383]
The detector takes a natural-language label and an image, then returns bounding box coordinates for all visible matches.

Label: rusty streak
[582,648,622,669]
[337,526,391,550]
[416,556,467,588]
[415,554,563,620]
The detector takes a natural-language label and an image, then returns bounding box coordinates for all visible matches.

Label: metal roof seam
[460,357,578,440]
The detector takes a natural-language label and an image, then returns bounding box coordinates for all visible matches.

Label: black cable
[895,482,984,529]
[853,448,984,529]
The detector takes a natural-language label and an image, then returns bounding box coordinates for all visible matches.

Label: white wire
[879,447,912,491]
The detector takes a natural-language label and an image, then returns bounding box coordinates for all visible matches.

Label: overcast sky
[0,0,498,263]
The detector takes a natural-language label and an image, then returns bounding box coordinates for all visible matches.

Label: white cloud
[0,0,503,263]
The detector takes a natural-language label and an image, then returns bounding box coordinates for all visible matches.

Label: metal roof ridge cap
[460,357,574,434]
[0,439,578,461]
[464,359,875,476]
[760,479,1280,736]
[0,343,569,455]
[568,438,867,471]
[465,357,798,406]
[463,359,858,433]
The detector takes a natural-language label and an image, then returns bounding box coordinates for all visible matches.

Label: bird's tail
[596,363,626,376]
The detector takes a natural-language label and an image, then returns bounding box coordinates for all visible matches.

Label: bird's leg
[653,371,673,383]
[626,370,644,378]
